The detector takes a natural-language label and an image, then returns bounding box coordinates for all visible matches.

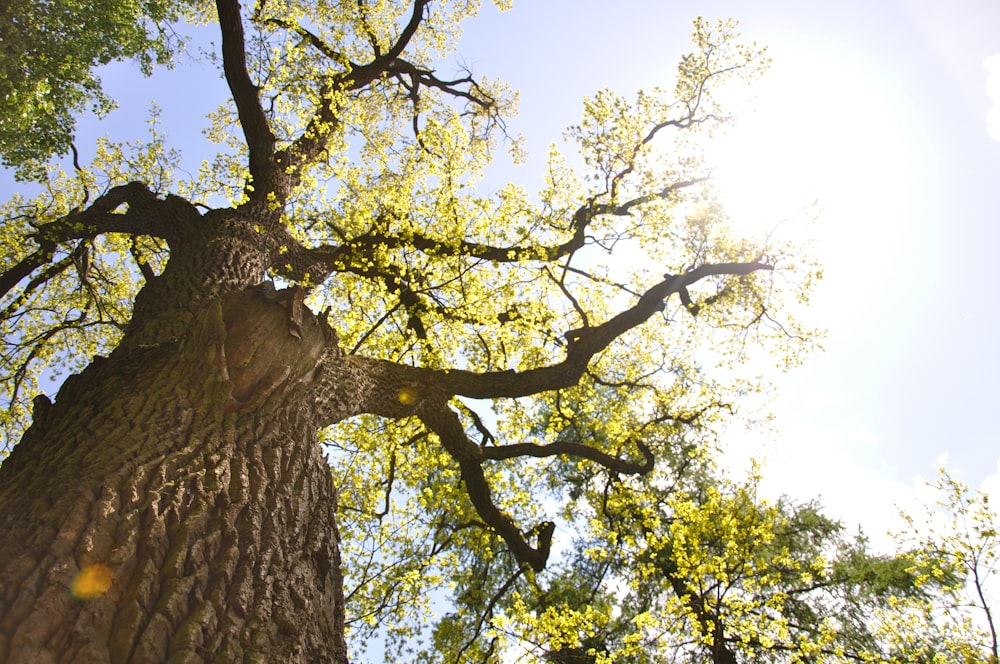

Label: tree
[487,454,934,664]
[0,0,181,177]
[0,2,808,662]
[875,467,999,663]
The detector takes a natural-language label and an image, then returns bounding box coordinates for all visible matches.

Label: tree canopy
[0,0,181,176]
[0,1,993,663]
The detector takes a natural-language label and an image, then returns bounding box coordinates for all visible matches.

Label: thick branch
[318,261,771,419]
[388,60,496,112]
[0,248,56,310]
[355,0,428,78]
[280,0,430,173]
[416,400,554,572]
[216,0,279,202]
[322,262,765,571]
[272,176,707,283]
[409,401,650,573]
[425,262,772,400]
[0,182,185,303]
[0,246,82,322]
[42,181,169,240]
[316,261,770,424]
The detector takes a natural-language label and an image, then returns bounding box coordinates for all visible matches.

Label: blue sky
[3,0,998,540]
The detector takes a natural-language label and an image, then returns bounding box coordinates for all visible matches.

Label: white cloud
[985,54,1000,142]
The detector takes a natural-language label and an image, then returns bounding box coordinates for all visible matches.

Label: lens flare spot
[397,386,419,406]
[70,563,113,600]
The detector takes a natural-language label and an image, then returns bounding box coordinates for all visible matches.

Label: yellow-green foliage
[0,4,837,661]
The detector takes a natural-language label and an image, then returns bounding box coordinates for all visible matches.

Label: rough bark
[0,282,351,663]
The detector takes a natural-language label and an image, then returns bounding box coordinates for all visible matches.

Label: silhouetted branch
[480,439,654,476]
[0,182,183,303]
[215,0,279,203]
[417,399,555,572]
[424,261,772,400]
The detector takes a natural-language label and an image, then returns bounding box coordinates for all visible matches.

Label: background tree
[485,445,935,664]
[0,1,814,662]
[0,0,181,177]
[872,467,999,663]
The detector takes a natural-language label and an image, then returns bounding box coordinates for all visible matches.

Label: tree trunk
[0,286,351,663]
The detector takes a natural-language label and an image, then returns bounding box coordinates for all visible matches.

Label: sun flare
[709,34,919,248]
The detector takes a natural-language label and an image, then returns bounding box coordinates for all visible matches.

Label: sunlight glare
[710,36,919,254]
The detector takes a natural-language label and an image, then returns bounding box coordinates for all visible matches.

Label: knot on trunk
[220,283,333,408]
